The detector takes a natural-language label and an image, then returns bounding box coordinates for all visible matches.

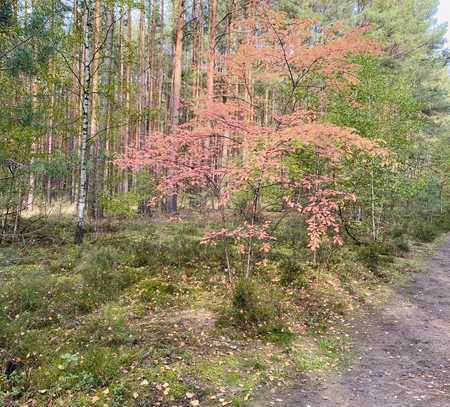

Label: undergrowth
[0,213,446,406]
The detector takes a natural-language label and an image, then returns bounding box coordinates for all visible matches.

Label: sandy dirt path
[257,235,450,407]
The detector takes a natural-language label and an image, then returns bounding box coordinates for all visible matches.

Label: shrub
[357,244,381,273]
[264,326,295,345]
[388,223,408,240]
[48,246,82,274]
[232,191,261,222]
[23,217,73,245]
[279,258,310,288]
[77,246,141,304]
[133,231,208,271]
[1,271,82,328]
[2,270,54,316]
[227,278,285,336]
[276,216,309,249]
[164,228,203,268]
[132,238,168,269]
[356,242,394,278]
[165,236,200,268]
[392,237,410,254]
[101,192,140,219]
[433,212,450,232]
[410,220,437,243]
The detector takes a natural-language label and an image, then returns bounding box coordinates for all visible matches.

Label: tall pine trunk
[166,0,185,213]
[96,2,115,220]
[207,0,217,101]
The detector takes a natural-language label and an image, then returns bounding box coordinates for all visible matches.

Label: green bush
[0,271,82,328]
[231,191,259,222]
[276,216,309,249]
[357,244,381,272]
[165,234,203,268]
[48,246,82,273]
[410,221,437,243]
[279,258,310,288]
[132,238,168,269]
[228,278,285,336]
[133,227,209,270]
[388,223,408,240]
[2,270,54,315]
[23,217,73,245]
[77,246,141,305]
[7,329,53,363]
[433,212,450,232]
[101,192,140,219]
[356,243,394,279]
[392,237,410,254]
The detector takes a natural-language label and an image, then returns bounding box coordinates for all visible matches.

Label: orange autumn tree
[117,6,384,276]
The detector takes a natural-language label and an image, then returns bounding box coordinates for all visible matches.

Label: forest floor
[254,234,450,407]
[1,216,449,406]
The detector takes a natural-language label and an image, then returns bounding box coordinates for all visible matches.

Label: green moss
[195,352,272,405]
[136,277,181,305]
[142,363,196,402]
[33,346,127,393]
[293,336,351,372]
[81,304,135,346]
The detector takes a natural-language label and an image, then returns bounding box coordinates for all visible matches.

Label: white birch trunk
[75,0,94,244]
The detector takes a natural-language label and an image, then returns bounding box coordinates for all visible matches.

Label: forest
[0,0,449,405]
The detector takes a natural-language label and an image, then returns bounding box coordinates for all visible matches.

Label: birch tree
[75,0,95,244]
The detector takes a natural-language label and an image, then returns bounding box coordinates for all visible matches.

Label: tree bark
[166,0,185,213]
[138,0,146,144]
[75,0,95,244]
[95,1,115,220]
[207,0,217,101]
[88,0,100,219]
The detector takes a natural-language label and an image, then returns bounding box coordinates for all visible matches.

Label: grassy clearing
[0,215,448,406]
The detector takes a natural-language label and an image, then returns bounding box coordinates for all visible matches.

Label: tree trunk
[88,0,100,219]
[148,0,157,131]
[75,0,95,244]
[27,79,38,211]
[46,62,55,207]
[166,0,185,213]
[138,0,146,144]
[207,0,217,101]
[95,2,115,220]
